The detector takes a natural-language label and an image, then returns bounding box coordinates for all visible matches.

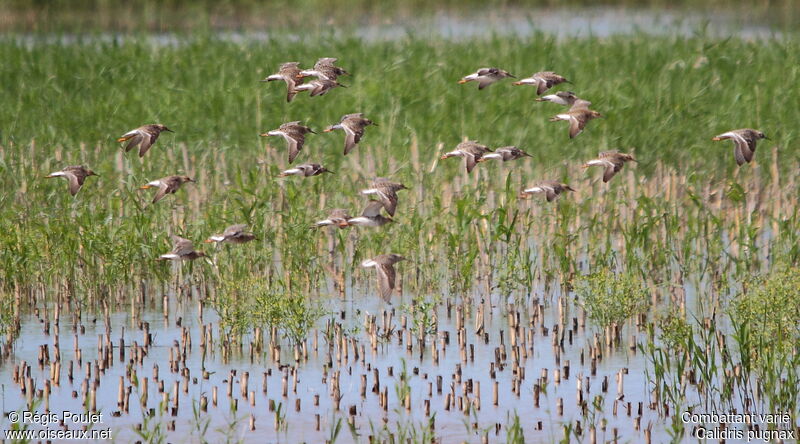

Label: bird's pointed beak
[308,129,317,134]
[139,185,151,189]
[534,97,545,101]
[259,78,269,82]
[764,136,771,140]
[259,133,269,137]
[164,128,174,133]
[337,222,350,228]
[711,137,722,141]
[324,169,334,174]
[508,74,517,78]
[581,164,589,169]
[323,128,333,132]
[458,79,468,84]
[440,154,449,160]
[204,239,214,243]
[512,81,523,86]
[44,174,55,178]
[278,173,289,177]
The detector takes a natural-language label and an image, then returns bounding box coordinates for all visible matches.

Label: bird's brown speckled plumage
[45,165,98,196]
[157,235,205,261]
[441,140,493,173]
[712,128,767,166]
[514,71,570,95]
[582,150,637,183]
[205,224,256,244]
[261,121,315,163]
[520,180,575,202]
[262,62,305,102]
[325,113,376,155]
[549,108,603,138]
[117,124,173,157]
[361,253,407,302]
[140,175,194,203]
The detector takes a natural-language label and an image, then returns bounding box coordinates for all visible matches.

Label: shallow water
[4,7,782,48]
[0,277,710,443]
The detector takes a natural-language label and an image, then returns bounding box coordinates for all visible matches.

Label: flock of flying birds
[42,57,768,302]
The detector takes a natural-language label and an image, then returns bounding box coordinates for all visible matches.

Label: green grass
[1,33,799,299]
[576,267,649,331]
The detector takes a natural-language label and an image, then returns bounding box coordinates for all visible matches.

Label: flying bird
[260,121,315,163]
[347,201,394,227]
[458,68,515,90]
[361,254,407,302]
[312,209,352,229]
[157,235,205,261]
[549,107,603,138]
[294,78,346,97]
[582,151,637,183]
[711,129,768,166]
[140,175,194,203]
[360,178,408,216]
[441,140,492,173]
[279,163,332,177]
[513,71,570,95]
[535,91,588,108]
[261,62,305,103]
[324,113,376,155]
[298,57,349,80]
[477,146,532,163]
[205,224,256,244]
[520,181,575,202]
[117,124,173,157]
[44,165,98,196]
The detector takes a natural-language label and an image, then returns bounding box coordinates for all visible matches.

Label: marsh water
[0,270,736,443]
[5,7,782,48]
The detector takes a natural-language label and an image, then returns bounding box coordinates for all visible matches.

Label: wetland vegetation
[0,4,799,442]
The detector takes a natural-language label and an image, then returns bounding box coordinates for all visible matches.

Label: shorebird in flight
[360,178,408,216]
[711,129,768,166]
[205,224,256,244]
[478,146,532,163]
[441,140,492,173]
[582,150,637,183]
[459,67,515,89]
[520,181,575,202]
[117,124,173,157]
[361,253,407,302]
[140,175,194,203]
[44,165,98,196]
[260,121,315,163]
[157,235,206,261]
[324,113,376,155]
[513,71,570,95]
[261,62,305,102]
